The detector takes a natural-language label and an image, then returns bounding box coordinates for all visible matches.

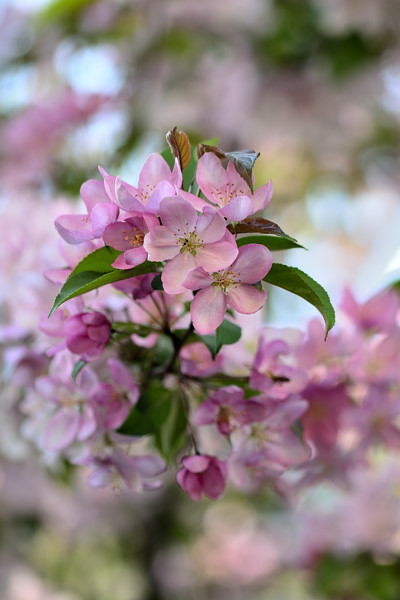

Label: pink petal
[197,153,227,205]
[182,267,212,291]
[44,409,80,450]
[138,153,173,189]
[159,196,197,234]
[112,252,137,270]
[123,246,148,267]
[144,181,176,213]
[196,240,238,272]
[195,206,227,243]
[177,470,202,501]
[227,284,266,315]
[219,196,254,220]
[103,221,135,251]
[202,461,226,499]
[80,179,109,212]
[133,455,167,477]
[252,180,273,212]
[232,244,273,283]
[162,252,197,294]
[182,455,210,473]
[114,179,143,212]
[55,214,96,244]
[191,286,227,334]
[90,202,119,237]
[226,161,252,195]
[144,226,180,261]
[195,401,219,425]
[178,188,212,212]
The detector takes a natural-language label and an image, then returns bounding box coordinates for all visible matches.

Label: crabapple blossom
[183,243,272,334]
[196,152,273,219]
[102,213,158,269]
[64,311,111,361]
[92,359,139,430]
[99,152,181,214]
[195,385,269,435]
[144,195,238,294]
[55,177,119,244]
[177,455,227,501]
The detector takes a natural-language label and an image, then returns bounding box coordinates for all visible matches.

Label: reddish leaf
[166,126,191,171]
[228,218,294,239]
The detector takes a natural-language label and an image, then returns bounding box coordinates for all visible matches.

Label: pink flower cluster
[7,136,400,504]
[54,150,273,334]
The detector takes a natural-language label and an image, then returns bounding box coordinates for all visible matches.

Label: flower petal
[219,196,254,221]
[227,284,266,315]
[191,286,227,334]
[232,244,273,283]
[162,252,197,294]
[196,240,238,272]
[159,196,197,234]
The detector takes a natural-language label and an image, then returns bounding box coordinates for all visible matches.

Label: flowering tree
[16,126,340,500]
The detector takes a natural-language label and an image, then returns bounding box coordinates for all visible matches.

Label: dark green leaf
[154,395,187,463]
[200,319,242,359]
[151,273,164,290]
[263,263,335,339]
[49,246,157,316]
[71,360,86,383]
[118,383,173,436]
[236,234,306,251]
[111,322,156,337]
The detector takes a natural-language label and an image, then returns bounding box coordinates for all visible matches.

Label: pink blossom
[103,213,158,269]
[144,196,238,294]
[177,455,227,500]
[99,153,182,214]
[196,153,273,220]
[37,358,100,451]
[55,178,119,244]
[250,336,307,399]
[64,311,111,361]
[112,273,156,299]
[229,397,310,489]
[84,446,167,492]
[179,342,223,378]
[183,244,272,334]
[195,386,269,435]
[340,287,399,333]
[93,359,139,430]
[300,383,350,454]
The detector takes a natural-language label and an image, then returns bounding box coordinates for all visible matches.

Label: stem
[151,322,194,377]
[179,384,200,455]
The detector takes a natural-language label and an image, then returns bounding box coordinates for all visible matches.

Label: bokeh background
[1,0,400,598]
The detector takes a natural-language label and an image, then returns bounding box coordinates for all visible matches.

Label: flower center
[122,227,145,247]
[212,270,238,293]
[179,231,203,256]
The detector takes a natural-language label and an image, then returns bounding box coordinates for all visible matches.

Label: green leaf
[71,360,86,383]
[263,264,335,339]
[118,383,173,436]
[200,319,242,359]
[151,273,164,290]
[49,246,157,316]
[154,395,187,463]
[111,322,155,337]
[236,234,306,251]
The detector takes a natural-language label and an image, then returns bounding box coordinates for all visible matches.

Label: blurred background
[1,0,400,598]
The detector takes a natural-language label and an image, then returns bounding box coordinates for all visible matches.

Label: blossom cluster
[7,131,400,503]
